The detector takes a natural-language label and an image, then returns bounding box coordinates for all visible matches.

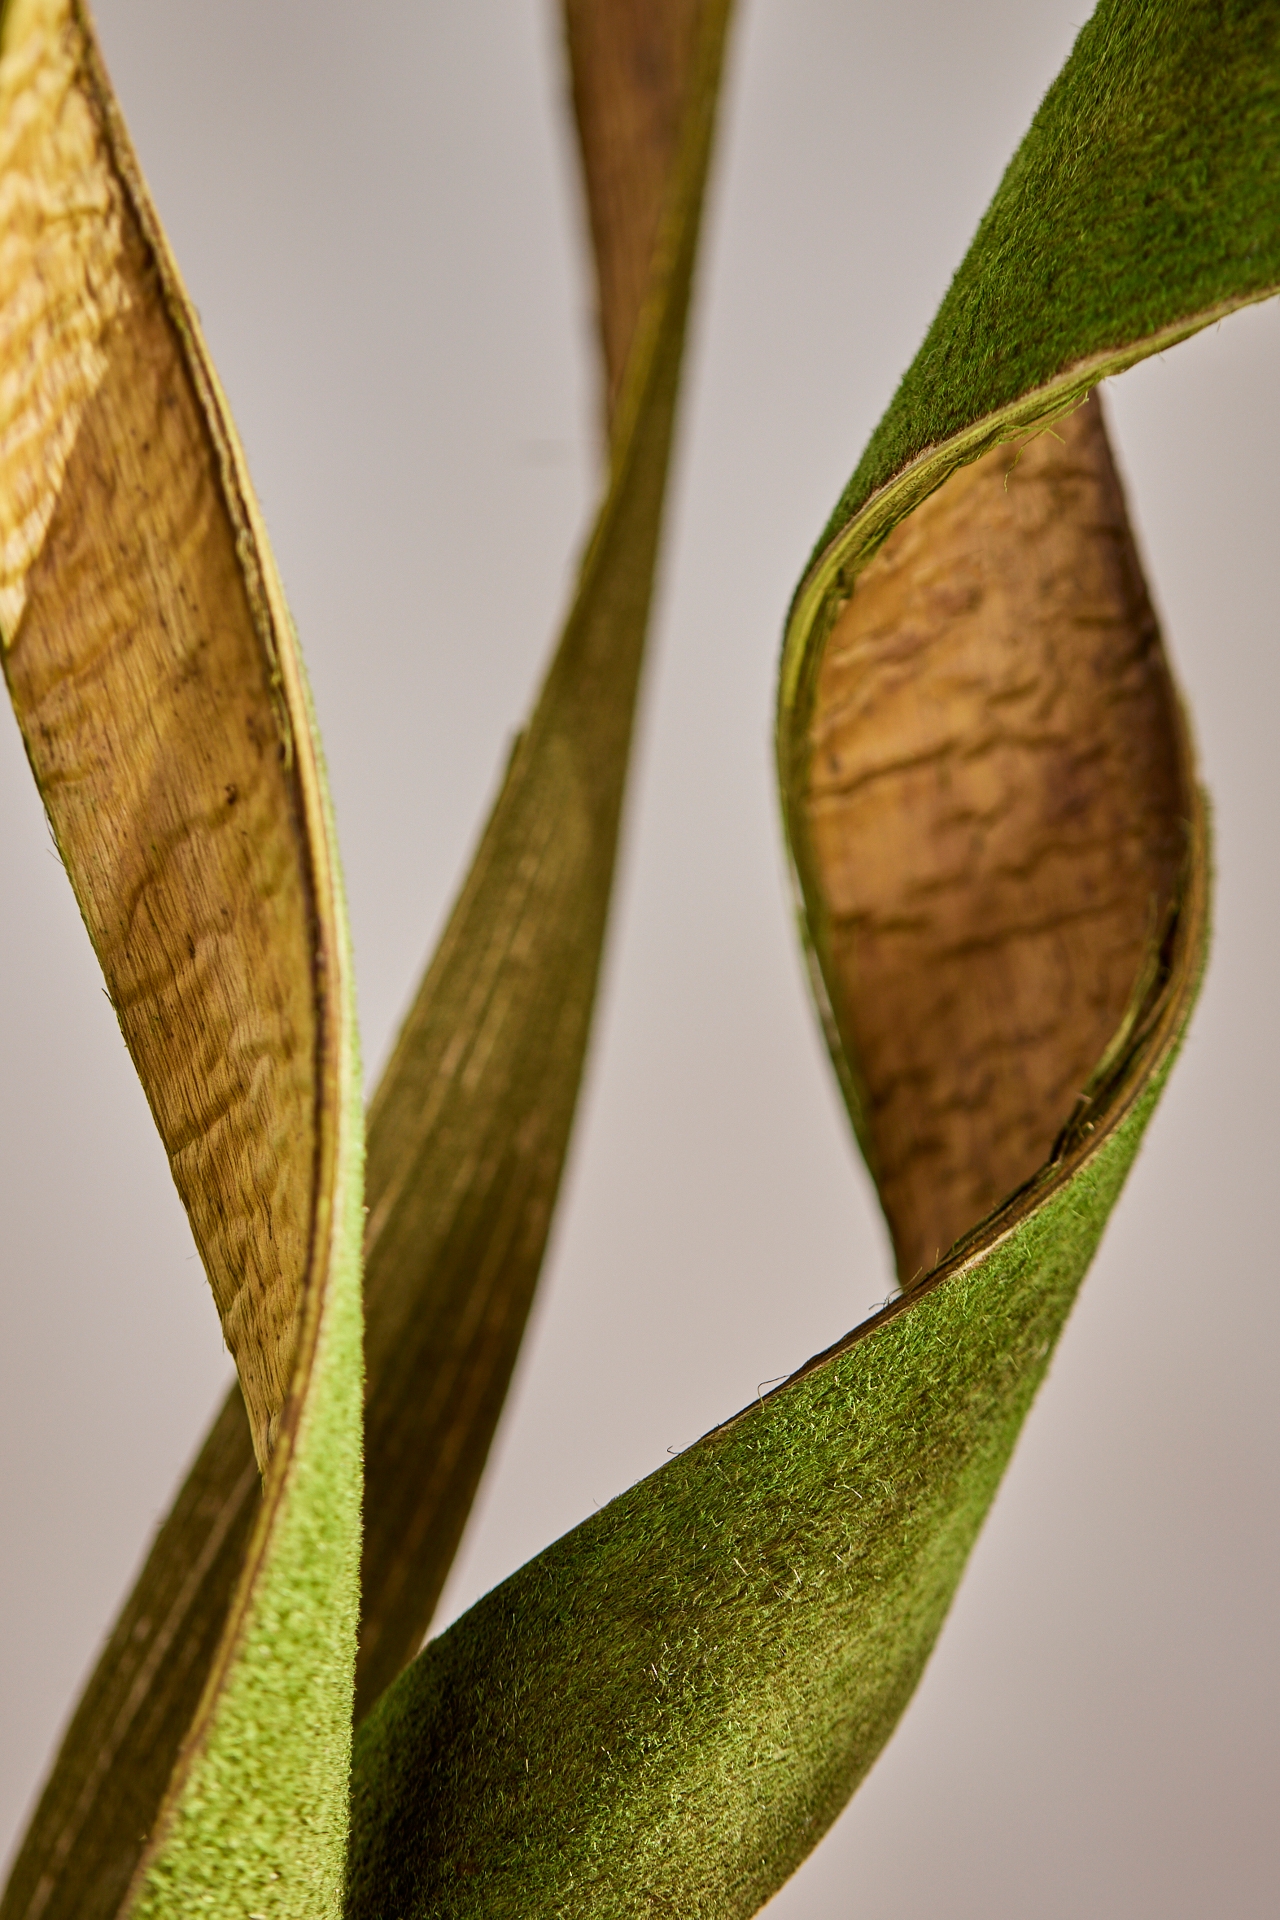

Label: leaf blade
[355,0,730,1709]
[0,3,363,1913]
[344,903,1204,1917]
[343,1,1272,1910]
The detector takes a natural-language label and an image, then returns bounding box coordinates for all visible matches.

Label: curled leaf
[344,3,1276,1913]
[0,3,362,1916]
[802,397,1191,1287]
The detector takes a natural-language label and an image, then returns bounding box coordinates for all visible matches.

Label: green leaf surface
[344,2,1274,1913]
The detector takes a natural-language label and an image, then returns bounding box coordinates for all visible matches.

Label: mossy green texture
[347,1063,1175,1919]
[817,0,1280,558]
[131,1186,362,1920]
[344,2,1268,1911]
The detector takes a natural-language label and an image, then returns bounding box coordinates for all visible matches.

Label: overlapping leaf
[344,3,1279,1915]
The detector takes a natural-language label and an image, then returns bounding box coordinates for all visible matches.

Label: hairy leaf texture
[344,4,1277,1913]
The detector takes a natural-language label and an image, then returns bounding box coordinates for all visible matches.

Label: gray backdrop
[1,4,1276,1914]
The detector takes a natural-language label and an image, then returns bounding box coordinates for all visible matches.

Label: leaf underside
[344,3,1277,1915]
[354,0,721,1712]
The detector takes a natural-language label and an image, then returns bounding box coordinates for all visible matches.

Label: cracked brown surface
[805,397,1193,1283]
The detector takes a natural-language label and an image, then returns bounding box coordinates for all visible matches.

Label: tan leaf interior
[804,397,1193,1284]
[0,0,318,1467]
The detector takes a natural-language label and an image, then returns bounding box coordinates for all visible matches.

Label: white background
[1,3,1277,1914]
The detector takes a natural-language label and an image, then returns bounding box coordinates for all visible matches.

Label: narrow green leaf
[0,3,362,1916]
[344,3,1276,1913]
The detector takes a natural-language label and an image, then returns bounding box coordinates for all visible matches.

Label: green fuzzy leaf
[344,2,1274,1912]
[347,1035,1194,1918]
